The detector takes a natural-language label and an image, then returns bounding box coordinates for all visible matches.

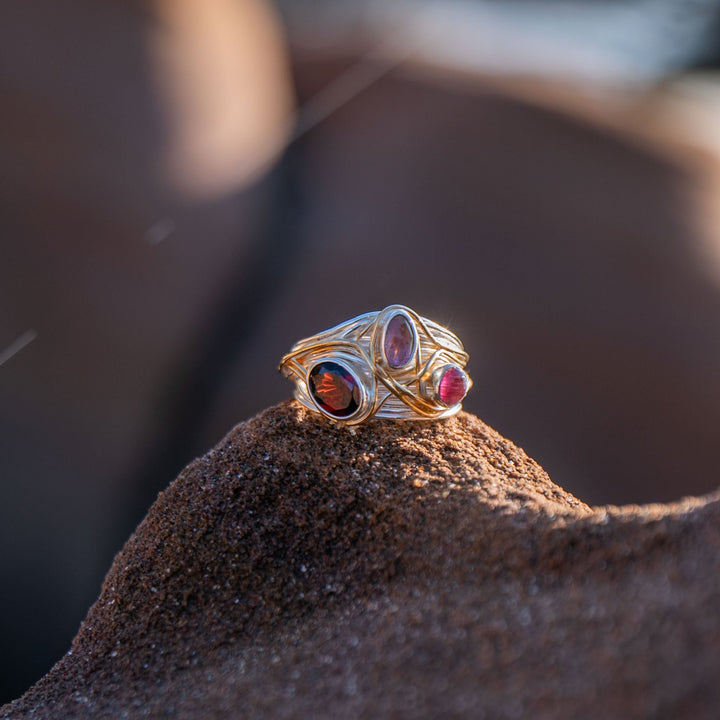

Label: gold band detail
[279,305,472,424]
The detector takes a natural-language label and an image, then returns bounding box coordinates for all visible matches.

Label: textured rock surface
[3,401,720,718]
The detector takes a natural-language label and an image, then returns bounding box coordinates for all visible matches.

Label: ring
[279,304,472,424]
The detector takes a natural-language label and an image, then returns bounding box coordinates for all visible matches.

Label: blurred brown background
[3,0,720,705]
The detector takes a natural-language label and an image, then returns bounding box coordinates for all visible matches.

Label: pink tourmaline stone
[437,366,468,406]
[384,314,414,368]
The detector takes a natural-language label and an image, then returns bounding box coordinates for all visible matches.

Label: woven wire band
[279,304,471,424]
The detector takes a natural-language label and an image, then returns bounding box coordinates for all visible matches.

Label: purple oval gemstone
[384,314,415,368]
[437,366,468,406]
[309,362,361,418]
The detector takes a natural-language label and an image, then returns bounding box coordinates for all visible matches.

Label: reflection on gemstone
[383,313,415,368]
[437,366,468,406]
[309,362,361,417]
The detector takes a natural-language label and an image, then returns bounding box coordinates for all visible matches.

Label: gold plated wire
[279,305,472,424]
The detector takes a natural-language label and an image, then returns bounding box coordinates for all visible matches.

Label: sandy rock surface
[3,401,719,718]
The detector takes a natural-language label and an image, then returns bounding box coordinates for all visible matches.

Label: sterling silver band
[279,305,472,424]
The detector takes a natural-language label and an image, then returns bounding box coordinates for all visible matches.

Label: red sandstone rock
[3,402,719,719]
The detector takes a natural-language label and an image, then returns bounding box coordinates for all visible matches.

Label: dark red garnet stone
[309,361,361,418]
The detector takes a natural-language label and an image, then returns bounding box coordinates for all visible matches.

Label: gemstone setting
[436,365,469,406]
[308,361,362,418]
[383,312,416,369]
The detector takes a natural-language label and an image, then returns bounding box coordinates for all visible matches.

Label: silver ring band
[279,305,472,424]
